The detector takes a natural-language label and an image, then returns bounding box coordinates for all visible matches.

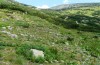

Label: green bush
[35,57,45,63]
[0,53,3,57]
[15,21,30,28]
[0,46,5,50]
[14,55,26,65]
[16,44,63,63]
[82,40,100,58]
[0,22,10,27]
[92,10,100,17]
[0,42,16,47]
[66,20,79,29]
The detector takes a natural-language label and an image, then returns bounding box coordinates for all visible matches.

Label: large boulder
[30,49,44,58]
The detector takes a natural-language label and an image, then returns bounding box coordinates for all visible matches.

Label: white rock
[1,30,8,34]
[60,60,64,63]
[2,27,6,30]
[7,26,13,30]
[65,42,69,45]
[10,34,18,39]
[2,18,7,22]
[6,32,11,35]
[20,34,25,36]
[50,61,53,63]
[30,49,44,58]
[1,31,11,35]
[76,21,79,24]
[54,60,59,63]
[44,61,48,63]
[1,30,18,38]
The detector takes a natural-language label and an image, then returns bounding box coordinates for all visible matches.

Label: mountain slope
[0,0,100,65]
[50,3,100,10]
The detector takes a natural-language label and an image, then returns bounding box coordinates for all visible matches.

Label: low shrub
[15,21,30,28]
[0,53,2,58]
[0,46,5,50]
[35,57,45,63]
[0,22,10,27]
[55,40,66,44]
[16,43,63,63]
[0,42,16,47]
[14,55,26,65]
[82,41,100,58]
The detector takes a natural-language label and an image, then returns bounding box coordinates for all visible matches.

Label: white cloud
[37,5,49,9]
[63,0,68,4]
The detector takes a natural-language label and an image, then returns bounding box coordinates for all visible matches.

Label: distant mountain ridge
[50,3,100,10]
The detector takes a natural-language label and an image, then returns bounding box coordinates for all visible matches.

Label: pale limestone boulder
[30,49,44,58]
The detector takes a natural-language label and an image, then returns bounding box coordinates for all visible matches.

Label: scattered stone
[64,47,70,51]
[25,12,28,14]
[39,64,43,65]
[1,30,8,34]
[60,60,64,63]
[7,26,13,30]
[52,42,55,45]
[54,60,59,63]
[6,32,11,35]
[20,34,24,36]
[1,31,18,39]
[50,61,53,63]
[6,14,12,16]
[10,34,18,39]
[76,21,79,24]
[44,61,48,63]
[2,18,9,22]
[2,27,6,30]
[30,49,44,58]
[65,42,69,45]
[2,26,13,31]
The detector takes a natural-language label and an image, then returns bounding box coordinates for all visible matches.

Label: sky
[15,0,100,9]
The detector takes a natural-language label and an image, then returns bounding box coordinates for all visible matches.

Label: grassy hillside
[50,3,100,10]
[0,0,100,65]
[48,6,100,32]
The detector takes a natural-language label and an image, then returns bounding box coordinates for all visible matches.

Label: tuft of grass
[15,21,30,28]
[16,43,65,63]
[14,55,26,65]
[35,57,45,63]
[0,22,10,27]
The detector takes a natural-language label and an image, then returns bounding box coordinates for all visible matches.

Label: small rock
[50,61,53,63]
[2,18,8,22]
[39,64,43,65]
[25,12,28,14]
[1,30,8,34]
[44,61,48,63]
[65,42,69,45]
[6,32,11,35]
[10,34,18,39]
[7,26,13,30]
[76,21,79,24]
[54,60,59,63]
[30,49,44,58]
[60,60,64,63]
[2,27,6,30]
